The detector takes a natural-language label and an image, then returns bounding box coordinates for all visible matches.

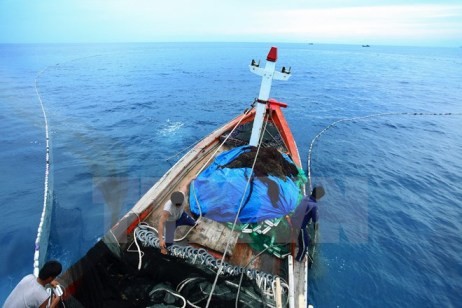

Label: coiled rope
[307,112,462,192]
[134,224,288,297]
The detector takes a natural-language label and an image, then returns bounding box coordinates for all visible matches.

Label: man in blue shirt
[292,186,325,262]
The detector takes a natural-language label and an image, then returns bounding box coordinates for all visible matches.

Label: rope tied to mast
[205,105,272,308]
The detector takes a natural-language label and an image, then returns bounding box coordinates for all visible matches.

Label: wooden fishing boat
[58,47,311,308]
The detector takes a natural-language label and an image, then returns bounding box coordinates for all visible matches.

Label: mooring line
[307,112,462,192]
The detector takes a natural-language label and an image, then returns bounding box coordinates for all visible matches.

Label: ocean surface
[1,42,461,307]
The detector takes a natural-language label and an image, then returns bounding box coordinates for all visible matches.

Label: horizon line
[0,41,459,49]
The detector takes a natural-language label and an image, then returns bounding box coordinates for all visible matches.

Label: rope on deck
[133,224,289,299]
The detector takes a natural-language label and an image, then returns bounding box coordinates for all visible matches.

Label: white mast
[248,47,291,146]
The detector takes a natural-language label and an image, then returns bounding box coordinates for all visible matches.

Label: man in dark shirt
[292,186,325,262]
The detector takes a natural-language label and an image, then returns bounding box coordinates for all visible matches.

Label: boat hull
[59,100,309,307]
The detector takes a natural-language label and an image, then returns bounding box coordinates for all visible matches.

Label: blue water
[1,43,461,306]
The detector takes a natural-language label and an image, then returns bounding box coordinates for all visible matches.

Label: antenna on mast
[248,47,291,146]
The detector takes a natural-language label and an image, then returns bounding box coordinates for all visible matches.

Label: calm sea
[1,43,461,307]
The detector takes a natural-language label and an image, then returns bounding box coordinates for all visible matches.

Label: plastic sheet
[189,146,301,223]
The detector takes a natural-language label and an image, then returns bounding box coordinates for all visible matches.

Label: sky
[0,0,461,47]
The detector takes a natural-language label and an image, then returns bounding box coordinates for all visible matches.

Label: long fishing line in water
[32,55,101,276]
[304,111,462,272]
[306,112,462,191]
[33,64,54,277]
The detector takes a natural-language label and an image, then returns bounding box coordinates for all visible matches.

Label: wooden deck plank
[187,217,240,255]
[293,258,308,308]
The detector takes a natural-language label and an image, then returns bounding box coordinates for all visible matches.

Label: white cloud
[249,4,462,43]
[2,0,461,45]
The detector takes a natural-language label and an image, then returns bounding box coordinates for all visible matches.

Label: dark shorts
[165,212,196,245]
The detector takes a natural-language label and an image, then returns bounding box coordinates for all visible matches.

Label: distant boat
[362,44,371,47]
[308,42,314,45]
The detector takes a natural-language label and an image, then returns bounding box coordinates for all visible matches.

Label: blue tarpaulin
[189,146,301,223]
